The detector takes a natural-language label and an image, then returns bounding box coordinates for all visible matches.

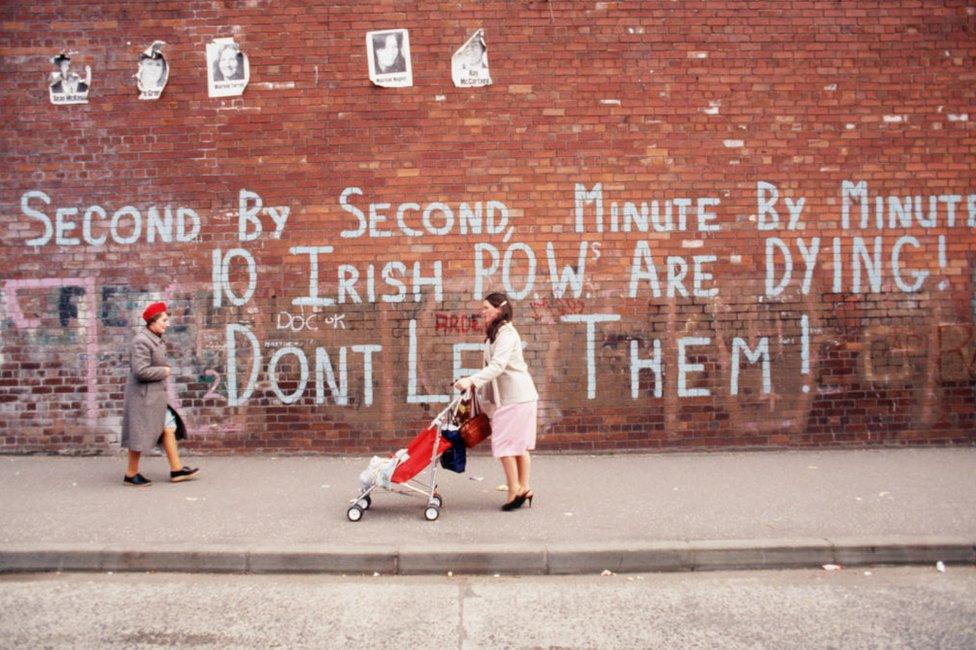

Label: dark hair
[373,31,402,50]
[146,313,165,327]
[213,46,244,81]
[484,292,513,343]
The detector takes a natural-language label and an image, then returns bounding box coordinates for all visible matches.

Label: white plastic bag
[358,449,409,490]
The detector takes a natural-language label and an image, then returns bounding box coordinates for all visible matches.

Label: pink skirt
[488,400,537,458]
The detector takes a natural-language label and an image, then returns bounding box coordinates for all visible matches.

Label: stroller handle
[431,393,467,428]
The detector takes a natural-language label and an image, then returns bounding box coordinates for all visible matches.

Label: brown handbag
[458,388,491,448]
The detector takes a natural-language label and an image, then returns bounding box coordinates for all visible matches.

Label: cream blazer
[469,322,539,406]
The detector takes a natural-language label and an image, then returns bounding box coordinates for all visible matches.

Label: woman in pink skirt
[454,292,539,511]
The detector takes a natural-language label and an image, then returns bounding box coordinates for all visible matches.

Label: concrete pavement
[0,448,974,575]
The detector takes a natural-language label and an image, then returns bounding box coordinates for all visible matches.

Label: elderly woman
[121,302,199,486]
[454,292,539,511]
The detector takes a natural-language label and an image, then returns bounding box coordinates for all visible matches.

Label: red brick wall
[1,1,974,454]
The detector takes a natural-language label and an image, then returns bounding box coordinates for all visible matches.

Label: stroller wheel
[356,495,372,510]
[424,505,440,521]
[431,494,443,508]
[347,505,364,522]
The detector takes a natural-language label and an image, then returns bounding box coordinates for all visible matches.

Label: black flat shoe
[123,473,151,487]
[501,494,526,511]
[170,466,200,483]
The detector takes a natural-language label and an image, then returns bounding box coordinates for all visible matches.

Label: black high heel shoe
[501,493,526,511]
[521,490,534,508]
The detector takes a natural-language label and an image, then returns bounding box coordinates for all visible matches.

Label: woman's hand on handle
[453,377,474,392]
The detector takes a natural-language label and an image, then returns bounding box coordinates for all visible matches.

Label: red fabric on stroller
[390,425,452,484]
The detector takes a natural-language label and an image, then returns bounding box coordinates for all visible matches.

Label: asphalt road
[2,567,973,648]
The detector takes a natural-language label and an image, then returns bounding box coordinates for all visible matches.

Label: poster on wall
[135,41,169,100]
[366,29,412,88]
[48,52,91,105]
[206,37,249,98]
[452,29,492,88]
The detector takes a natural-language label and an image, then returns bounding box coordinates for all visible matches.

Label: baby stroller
[347,395,466,522]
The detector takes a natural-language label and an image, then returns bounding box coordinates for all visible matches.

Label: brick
[0,1,973,454]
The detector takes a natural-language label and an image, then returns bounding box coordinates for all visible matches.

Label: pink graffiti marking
[203,368,223,400]
[3,277,98,426]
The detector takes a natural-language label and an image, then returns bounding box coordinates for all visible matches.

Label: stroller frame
[346,395,463,522]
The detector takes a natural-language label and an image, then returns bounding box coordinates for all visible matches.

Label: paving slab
[1,448,973,574]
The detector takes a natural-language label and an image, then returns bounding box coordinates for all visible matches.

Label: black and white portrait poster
[366,29,412,88]
[452,29,491,88]
[48,52,91,105]
[135,41,168,101]
[206,37,249,98]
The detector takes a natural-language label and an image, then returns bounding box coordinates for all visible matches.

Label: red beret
[142,301,167,323]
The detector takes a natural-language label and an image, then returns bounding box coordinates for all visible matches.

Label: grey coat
[120,328,186,452]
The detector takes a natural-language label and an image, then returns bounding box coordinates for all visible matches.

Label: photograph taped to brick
[452,29,491,88]
[206,37,249,98]
[135,41,168,101]
[48,51,90,105]
[366,29,412,88]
